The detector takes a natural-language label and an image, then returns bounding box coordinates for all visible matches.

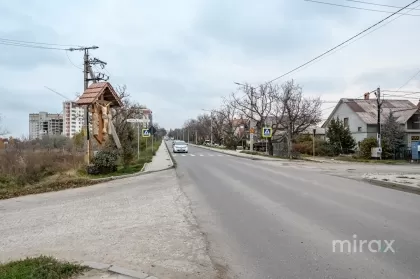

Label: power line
[394,69,420,91]
[261,2,420,85]
[265,0,420,85]
[343,0,420,11]
[65,50,83,70]
[0,40,69,50]
[304,0,420,16]
[0,37,81,48]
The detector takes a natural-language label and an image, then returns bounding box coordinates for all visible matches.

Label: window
[358,127,362,132]
[344,118,349,127]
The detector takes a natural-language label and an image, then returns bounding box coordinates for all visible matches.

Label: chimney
[364,92,370,100]
[417,100,420,108]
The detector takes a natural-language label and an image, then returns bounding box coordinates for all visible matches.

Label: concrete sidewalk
[0,170,215,279]
[190,144,288,161]
[144,141,173,172]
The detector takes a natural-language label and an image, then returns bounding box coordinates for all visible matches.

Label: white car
[173,140,188,153]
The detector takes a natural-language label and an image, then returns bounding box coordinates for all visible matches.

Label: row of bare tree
[173,80,323,157]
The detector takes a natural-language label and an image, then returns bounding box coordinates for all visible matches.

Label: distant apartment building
[29,112,63,139]
[63,101,84,138]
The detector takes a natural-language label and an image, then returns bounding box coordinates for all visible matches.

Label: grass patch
[80,139,162,179]
[0,256,88,279]
[0,140,162,199]
[0,173,98,200]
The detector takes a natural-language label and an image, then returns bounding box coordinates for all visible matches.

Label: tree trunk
[268,137,274,156]
[287,124,292,159]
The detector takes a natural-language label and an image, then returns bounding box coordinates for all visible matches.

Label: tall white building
[63,101,84,138]
[29,112,63,140]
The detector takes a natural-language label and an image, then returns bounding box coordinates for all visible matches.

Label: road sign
[127,118,141,123]
[127,118,150,124]
[250,127,255,134]
[142,129,151,137]
[262,127,272,138]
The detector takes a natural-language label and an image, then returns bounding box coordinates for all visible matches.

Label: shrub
[91,150,118,174]
[292,140,336,157]
[359,137,378,159]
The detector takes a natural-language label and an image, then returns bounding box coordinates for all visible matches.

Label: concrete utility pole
[68,45,107,165]
[312,128,316,157]
[187,129,190,143]
[195,130,198,144]
[210,111,213,145]
[250,87,254,152]
[376,87,382,160]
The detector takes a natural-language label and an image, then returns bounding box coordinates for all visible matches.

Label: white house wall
[328,103,367,143]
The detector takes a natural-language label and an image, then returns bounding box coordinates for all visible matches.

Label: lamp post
[202,109,213,145]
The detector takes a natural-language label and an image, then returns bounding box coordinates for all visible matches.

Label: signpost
[142,129,151,137]
[262,127,272,138]
[262,127,272,155]
[127,118,150,160]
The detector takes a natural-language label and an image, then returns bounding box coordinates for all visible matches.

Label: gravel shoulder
[0,169,216,279]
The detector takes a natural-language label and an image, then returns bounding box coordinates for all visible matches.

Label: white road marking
[190,154,196,156]
[199,154,204,156]
[182,154,186,157]
[217,154,223,156]
[208,154,214,157]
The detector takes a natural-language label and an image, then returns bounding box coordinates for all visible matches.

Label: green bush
[121,146,135,167]
[91,150,118,174]
[292,140,335,157]
[359,137,377,159]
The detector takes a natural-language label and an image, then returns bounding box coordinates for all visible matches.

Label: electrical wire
[0,37,81,48]
[394,69,420,91]
[343,0,420,10]
[65,50,83,70]
[259,1,420,87]
[264,0,420,85]
[0,40,70,50]
[304,0,420,16]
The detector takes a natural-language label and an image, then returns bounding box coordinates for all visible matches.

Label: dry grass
[0,149,92,199]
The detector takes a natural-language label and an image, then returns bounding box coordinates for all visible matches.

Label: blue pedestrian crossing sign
[262,127,272,138]
[142,129,151,137]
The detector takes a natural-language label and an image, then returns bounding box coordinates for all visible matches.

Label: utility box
[411,141,420,160]
[371,147,382,158]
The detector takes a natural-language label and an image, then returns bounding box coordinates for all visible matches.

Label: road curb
[190,144,290,162]
[81,261,157,278]
[362,178,420,195]
[164,141,177,168]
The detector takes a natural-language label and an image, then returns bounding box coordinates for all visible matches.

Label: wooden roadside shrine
[76,82,123,161]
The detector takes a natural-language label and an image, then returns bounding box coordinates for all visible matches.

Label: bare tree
[106,85,147,165]
[230,83,283,155]
[279,80,322,158]
[213,99,246,149]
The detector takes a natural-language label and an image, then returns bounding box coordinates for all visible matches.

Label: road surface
[172,143,420,279]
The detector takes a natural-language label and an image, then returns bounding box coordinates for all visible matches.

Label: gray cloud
[352,67,420,89]
[194,0,354,57]
[0,3,67,70]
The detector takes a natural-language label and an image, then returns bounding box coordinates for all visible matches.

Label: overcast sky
[1,0,420,137]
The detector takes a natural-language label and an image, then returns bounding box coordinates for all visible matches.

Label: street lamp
[202,108,213,145]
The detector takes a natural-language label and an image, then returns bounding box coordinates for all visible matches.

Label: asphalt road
[172,142,420,279]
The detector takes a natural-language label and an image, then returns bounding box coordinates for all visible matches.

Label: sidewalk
[190,144,288,161]
[144,141,173,172]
